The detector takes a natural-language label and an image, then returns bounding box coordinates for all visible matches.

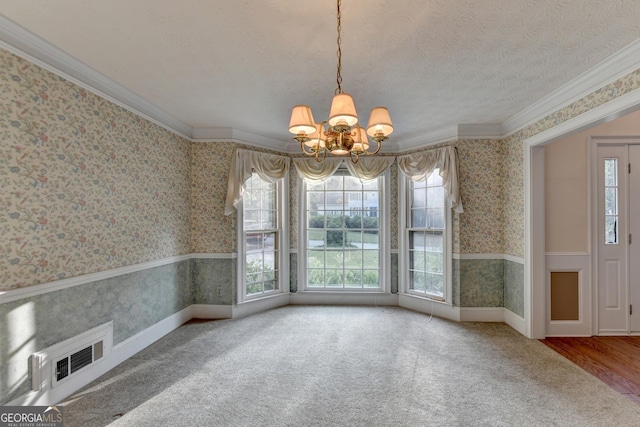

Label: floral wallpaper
[2,42,638,290]
[501,68,640,259]
[190,142,236,253]
[0,48,191,290]
[455,139,505,254]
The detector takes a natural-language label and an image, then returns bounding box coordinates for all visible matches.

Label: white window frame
[298,165,391,292]
[398,168,452,303]
[237,172,289,304]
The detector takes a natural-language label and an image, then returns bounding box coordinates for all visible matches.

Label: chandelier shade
[328,93,358,127]
[366,107,394,138]
[288,0,393,163]
[288,105,316,135]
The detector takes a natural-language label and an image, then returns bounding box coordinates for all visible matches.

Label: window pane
[426,273,444,297]
[244,210,260,230]
[307,250,324,267]
[605,188,617,215]
[363,216,379,229]
[411,250,425,270]
[346,215,362,229]
[325,250,344,268]
[427,171,443,186]
[412,188,426,208]
[246,272,261,285]
[264,232,277,250]
[263,190,276,210]
[363,270,379,288]
[308,269,324,287]
[308,212,325,228]
[344,176,361,190]
[262,210,276,229]
[605,216,618,244]
[344,249,363,268]
[604,158,617,187]
[427,208,445,229]
[246,233,263,251]
[326,214,344,228]
[327,175,343,189]
[411,209,426,228]
[427,187,444,208]
[308,230,325,248]
[411,271,426,292]
[363,250,379,268]
[325,269,344,287]
[345,270,362,287]
[325,231,345,248]
[363,180,379,190]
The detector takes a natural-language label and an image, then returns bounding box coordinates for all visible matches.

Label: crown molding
[502,38,640,136]
[457,123,504,139]
[524,86,640,148]
[192,127,289,151]
[0,15,194,139]
[396,125,459,151]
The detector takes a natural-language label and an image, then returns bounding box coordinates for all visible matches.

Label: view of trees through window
[305,173,381,289]
[408,170,445,299]
[243,174,279,296]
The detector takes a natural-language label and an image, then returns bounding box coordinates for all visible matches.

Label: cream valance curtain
[293,156,396,183]
[345,156,396,183]
[292,158,342,184]
[224,148,290,215]
[397,146,463,213]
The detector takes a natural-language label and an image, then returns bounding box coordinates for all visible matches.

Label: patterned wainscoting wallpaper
[0,48,191,291]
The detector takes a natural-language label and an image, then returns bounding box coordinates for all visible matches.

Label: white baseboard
[232,294,290,319]
[289,292,398,306]
[7,306,192,407]
[459,307,505,322]
[504,309,526,335]
[191,304,233,319]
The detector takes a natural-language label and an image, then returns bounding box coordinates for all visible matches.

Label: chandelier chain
[335,0,343,94]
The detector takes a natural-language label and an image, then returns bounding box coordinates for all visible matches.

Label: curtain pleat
[224,148,290,215]
[397,146,463,213]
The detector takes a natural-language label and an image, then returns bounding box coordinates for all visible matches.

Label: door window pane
[604,158,618,245]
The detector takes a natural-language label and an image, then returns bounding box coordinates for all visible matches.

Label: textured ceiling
[1,0,640,149]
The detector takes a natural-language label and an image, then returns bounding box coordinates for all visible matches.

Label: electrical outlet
[216,286,223,296]
[471,289,478,299]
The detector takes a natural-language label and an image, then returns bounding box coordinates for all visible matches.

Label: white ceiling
[1,0,640,151]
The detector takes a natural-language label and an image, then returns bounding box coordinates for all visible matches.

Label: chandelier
[288,0,394,164]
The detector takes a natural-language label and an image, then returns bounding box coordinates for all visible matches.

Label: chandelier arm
[314,147,327,163]
[300,140,319,156]
[369,139,383,155]
[349,150,360,164]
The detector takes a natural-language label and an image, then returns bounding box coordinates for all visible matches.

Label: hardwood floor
[541,336,640,403]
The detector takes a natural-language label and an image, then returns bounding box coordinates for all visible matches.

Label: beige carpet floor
[59,306,640,426]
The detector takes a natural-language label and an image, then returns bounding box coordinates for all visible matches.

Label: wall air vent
[32,322,113,391]
[54,341,102,382]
